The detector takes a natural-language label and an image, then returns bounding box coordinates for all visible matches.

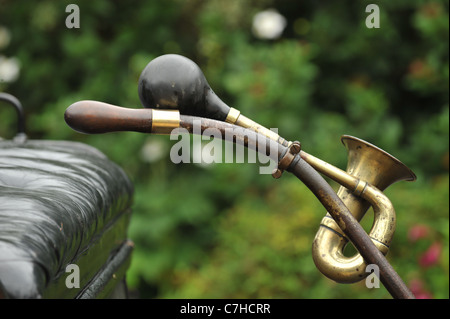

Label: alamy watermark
[65,4,80,29]
[366,4,380,29]
[64,263,381,290]
[365,264,380,289]
[64,4,380,30]
[65,263,80,289]
[168,120,280,175]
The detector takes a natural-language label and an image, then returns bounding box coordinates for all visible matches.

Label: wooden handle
[64,100,153,134]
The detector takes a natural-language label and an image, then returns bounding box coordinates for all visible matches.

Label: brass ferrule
[225,107,241,124]
[151,109,180,134]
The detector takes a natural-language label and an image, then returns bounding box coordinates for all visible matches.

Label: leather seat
[0,139,134,298]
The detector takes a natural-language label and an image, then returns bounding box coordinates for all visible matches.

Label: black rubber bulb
[138,54,231,121]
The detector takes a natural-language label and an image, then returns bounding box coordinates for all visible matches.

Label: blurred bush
[1,0,448,298]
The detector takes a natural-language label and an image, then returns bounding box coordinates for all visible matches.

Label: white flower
[140,138,168,163]
[0,56,20,83]
[252,9,287,40]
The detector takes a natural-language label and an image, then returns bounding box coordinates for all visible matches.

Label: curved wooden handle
[64,100,153,134]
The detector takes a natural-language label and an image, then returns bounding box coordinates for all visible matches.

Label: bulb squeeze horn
[64,54,416,299]
[138,54,289,146]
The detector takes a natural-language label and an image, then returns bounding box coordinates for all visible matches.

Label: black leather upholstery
[0,139,134,298]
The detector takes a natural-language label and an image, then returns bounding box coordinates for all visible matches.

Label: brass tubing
[299,139,415,284]
[286,156,414,299]
[225,107,290,147]
[300,151,358,190]
[310,181,395,283]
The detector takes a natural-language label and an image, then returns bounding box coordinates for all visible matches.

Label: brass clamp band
[225,107,241,124]
[272,141,301,179]
[353,179,368,197]
[151,109,181,134]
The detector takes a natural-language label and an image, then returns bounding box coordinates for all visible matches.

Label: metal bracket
[272,141,301,179]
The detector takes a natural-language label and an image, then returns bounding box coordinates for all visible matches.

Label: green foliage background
[1,0,448,299]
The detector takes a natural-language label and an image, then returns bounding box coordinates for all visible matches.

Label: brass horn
[306,135,416,283]
[136,54,417,283]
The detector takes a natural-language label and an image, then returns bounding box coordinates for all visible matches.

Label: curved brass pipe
[311,184,393,283]
[300,136,415,283]
[301,151,393,283]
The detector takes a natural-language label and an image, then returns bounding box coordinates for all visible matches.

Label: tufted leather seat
[0,139,134,298]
